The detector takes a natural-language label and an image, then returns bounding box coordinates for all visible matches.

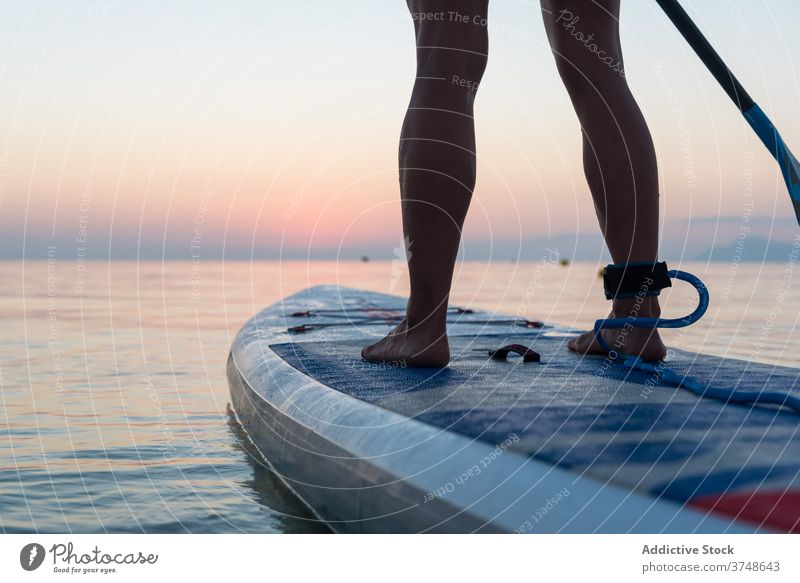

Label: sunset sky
[1,0,798,259]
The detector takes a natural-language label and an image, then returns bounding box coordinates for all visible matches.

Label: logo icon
[20,543,46,571]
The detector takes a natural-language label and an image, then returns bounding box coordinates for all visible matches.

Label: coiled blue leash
[593,269,800,415]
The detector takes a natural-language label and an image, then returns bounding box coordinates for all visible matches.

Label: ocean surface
[1,260,798,533]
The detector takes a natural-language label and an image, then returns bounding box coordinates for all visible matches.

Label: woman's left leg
[541,0,666,360]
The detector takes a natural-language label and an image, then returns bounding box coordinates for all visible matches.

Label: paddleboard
[227,285,800,533]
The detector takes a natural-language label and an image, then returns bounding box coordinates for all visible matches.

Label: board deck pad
[270,322,800,532]
[229,285,800,531]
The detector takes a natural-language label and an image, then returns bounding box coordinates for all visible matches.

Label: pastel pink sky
[0,1,798,258]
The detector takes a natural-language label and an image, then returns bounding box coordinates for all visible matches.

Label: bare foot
[568,296,667,362]
[361,318,450,367]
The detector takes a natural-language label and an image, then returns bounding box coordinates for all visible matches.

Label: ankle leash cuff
[602,261,672,300]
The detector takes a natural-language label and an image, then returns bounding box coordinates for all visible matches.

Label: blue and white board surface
[228,285,800,533]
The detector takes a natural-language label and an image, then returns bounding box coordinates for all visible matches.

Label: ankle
[406,298,448,330]
[611,295,661,319]
[406,312,446,333]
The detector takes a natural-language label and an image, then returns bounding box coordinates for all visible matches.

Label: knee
[411,6,489,86]
[416,33,489,94]
[542,5,625,97]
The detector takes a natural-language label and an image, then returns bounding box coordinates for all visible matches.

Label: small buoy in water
[361,255,370,263]
[559,258,570,267]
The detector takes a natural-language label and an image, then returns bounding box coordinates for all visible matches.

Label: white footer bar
[1,534,796,582]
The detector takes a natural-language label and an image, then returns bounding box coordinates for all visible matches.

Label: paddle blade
[743,104,800,225]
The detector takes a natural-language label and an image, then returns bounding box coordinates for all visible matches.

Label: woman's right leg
[362,0,489,366]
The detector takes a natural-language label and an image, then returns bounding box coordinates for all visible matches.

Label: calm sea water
[1,260,798,533]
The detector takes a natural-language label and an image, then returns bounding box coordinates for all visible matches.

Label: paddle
[655,0,800,225]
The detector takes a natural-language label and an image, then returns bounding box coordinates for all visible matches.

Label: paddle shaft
[654,0,754,112]
[655,0,800,224]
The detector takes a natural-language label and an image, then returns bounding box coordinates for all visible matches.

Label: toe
[567,331,604,356]
[361,344,374,361]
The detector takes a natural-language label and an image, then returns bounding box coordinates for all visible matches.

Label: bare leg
[362,0,489,366]
[541,0,666,360]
